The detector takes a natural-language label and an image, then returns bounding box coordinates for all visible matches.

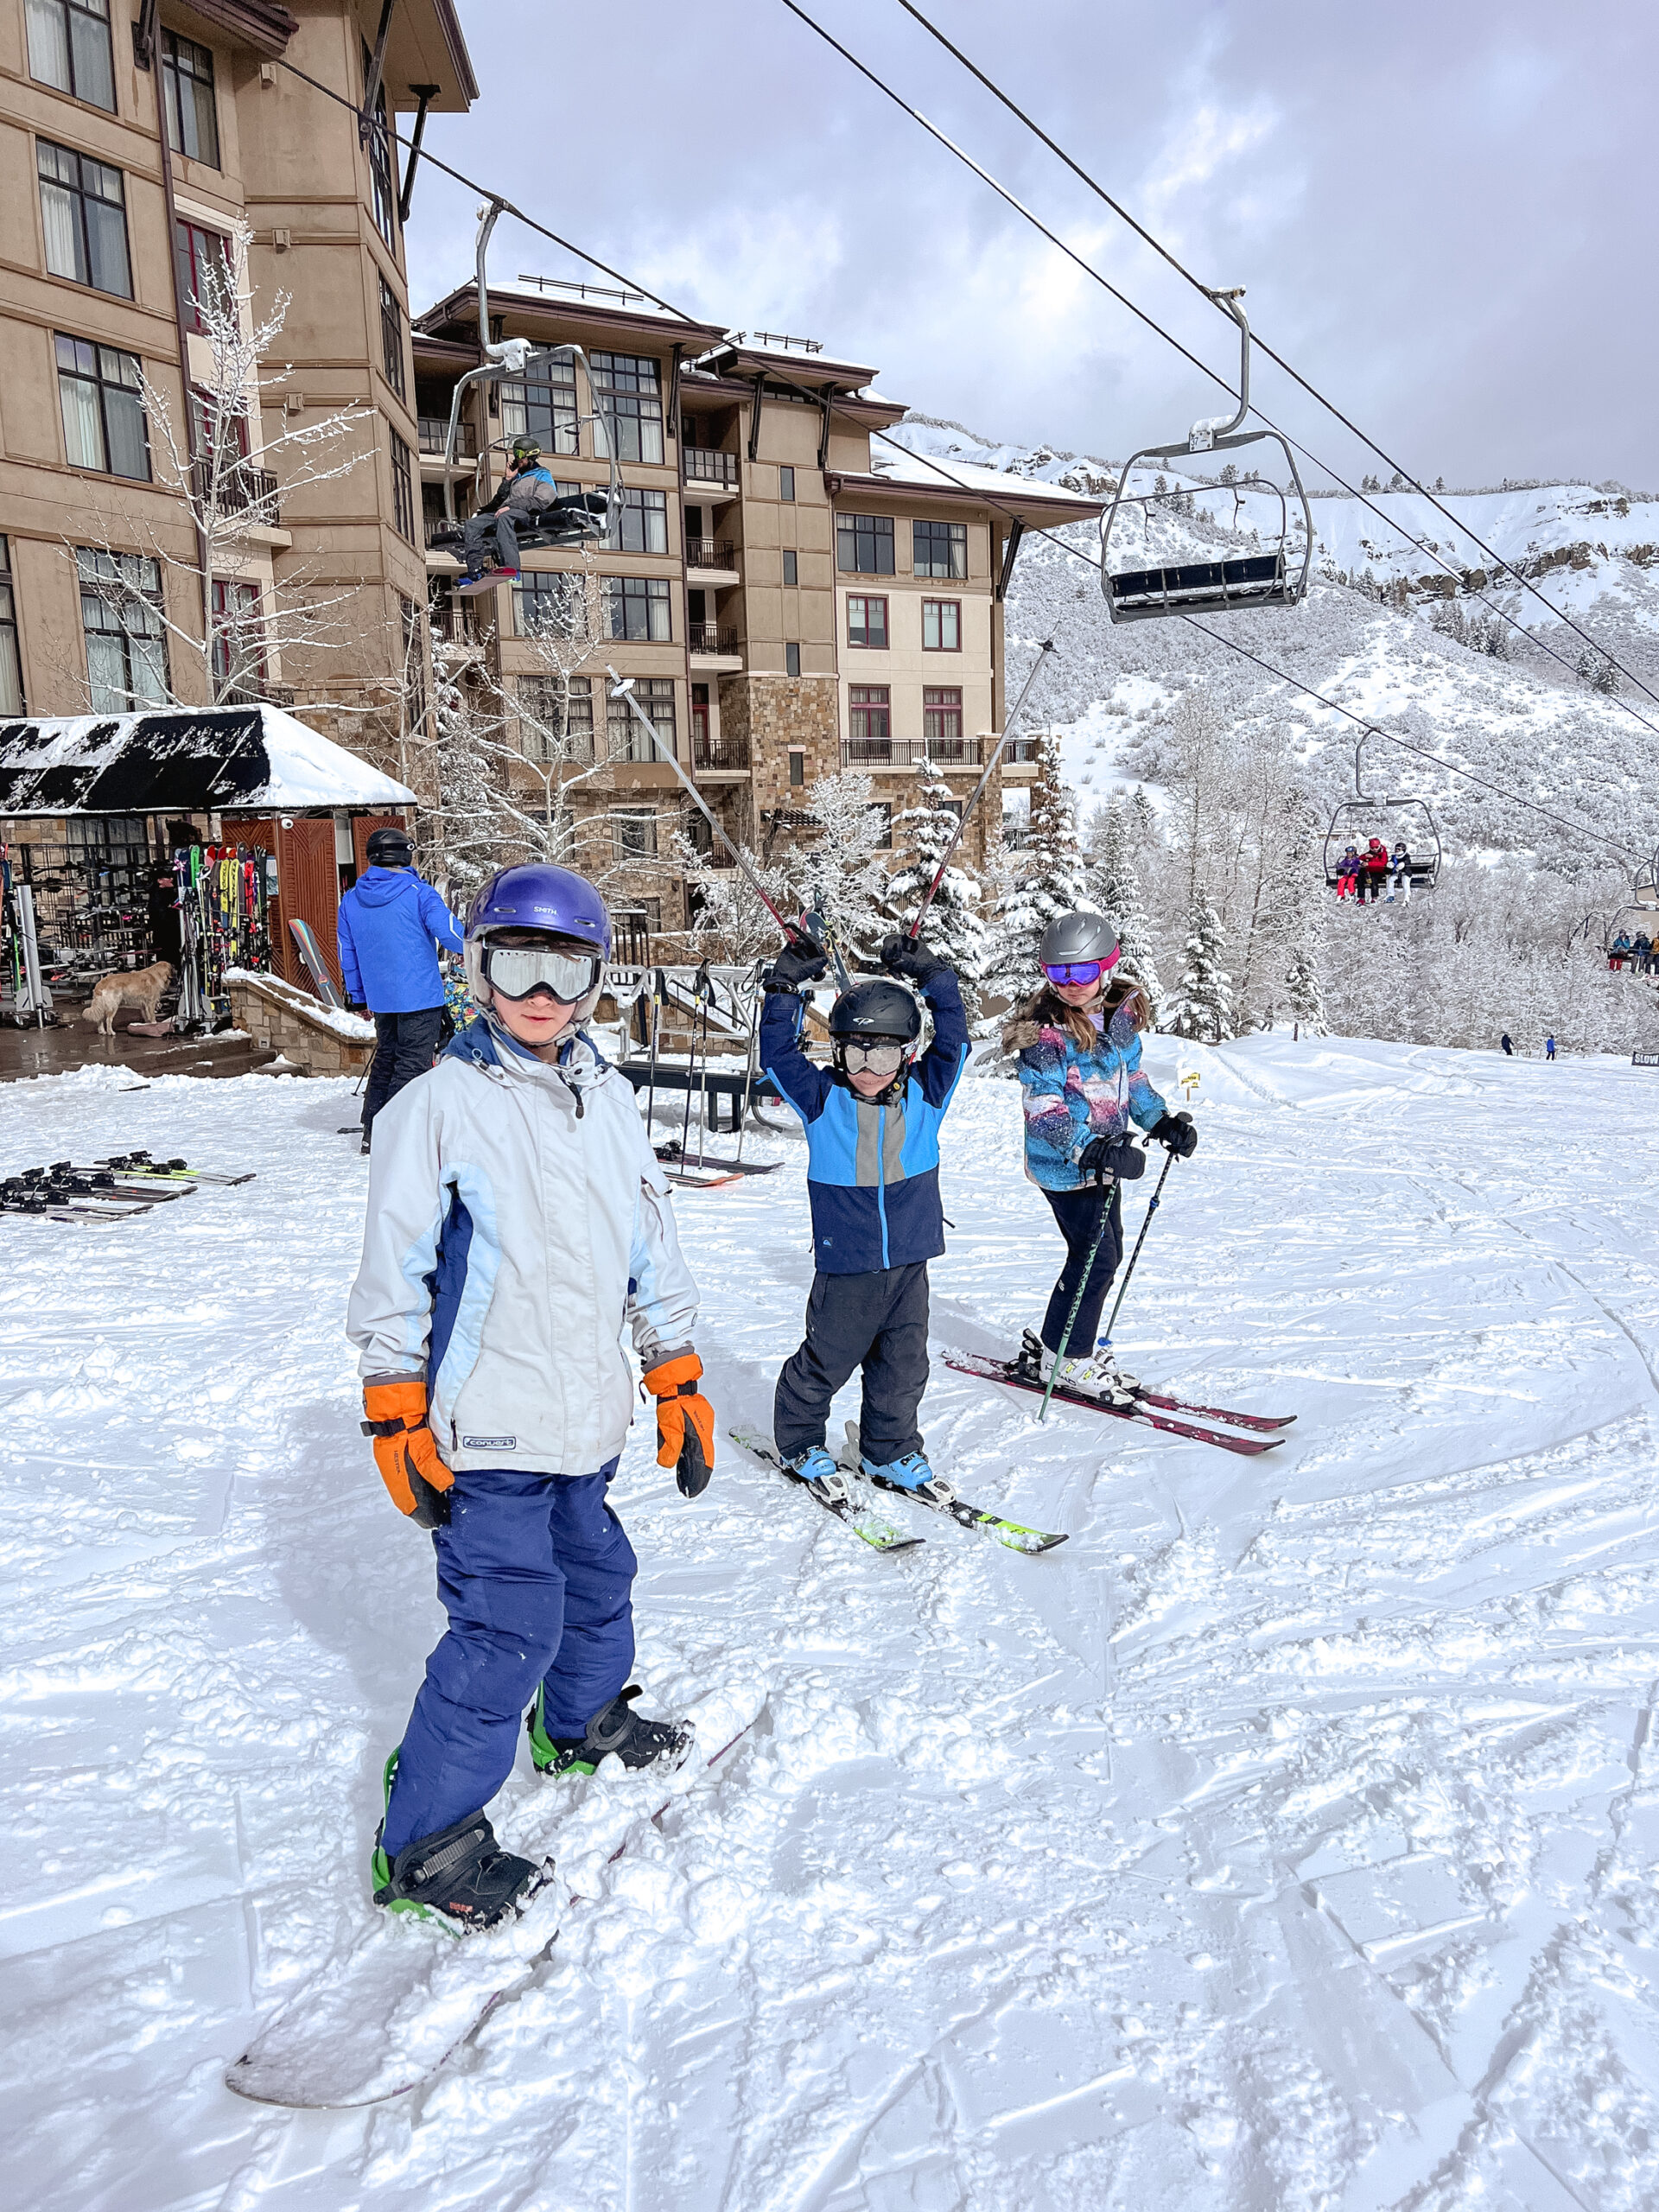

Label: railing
[223,679,296,709]
[194,459,279,521]
[683,538,736,569]
[419,416,478,459]
[424,513,471,547]
[694,730,750,772]
[841,736,982,769]
[429,600,487,645]
[688,622,740,656]
[683,446,741,487]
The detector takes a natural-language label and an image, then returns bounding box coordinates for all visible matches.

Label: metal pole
[907,639,1055,938]
[1101,1149,1177,1348]
[1037,1174,1115,1425]
[644,967,663,1138]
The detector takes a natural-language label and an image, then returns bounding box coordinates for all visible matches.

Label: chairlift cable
[882,0,1659,715]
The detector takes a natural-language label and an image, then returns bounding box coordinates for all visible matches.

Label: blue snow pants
[381,1460,636,1856]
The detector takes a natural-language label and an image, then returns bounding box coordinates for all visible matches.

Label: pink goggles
[1043,952,1120,987]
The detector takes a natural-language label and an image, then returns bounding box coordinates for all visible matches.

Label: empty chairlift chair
[1099,289,1314,623]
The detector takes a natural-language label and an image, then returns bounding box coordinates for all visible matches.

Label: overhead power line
[777,0,1659,736]
[270,45,1643,872]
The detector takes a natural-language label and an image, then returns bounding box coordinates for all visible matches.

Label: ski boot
[1020,1328,1139,1406]
[526,1684,695,1779]
[859,1446,957,1510]
[371,1749,546,1932]
[782,1443,855,1510]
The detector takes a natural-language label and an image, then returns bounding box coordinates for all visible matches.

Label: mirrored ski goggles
[481,944,602,1003]
[1043,955,1120,986]
[841,1039,911,1076]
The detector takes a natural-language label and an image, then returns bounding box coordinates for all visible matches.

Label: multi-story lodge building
[413,285,1103,934]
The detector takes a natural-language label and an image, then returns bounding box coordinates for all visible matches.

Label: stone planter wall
[226,972,375,1076]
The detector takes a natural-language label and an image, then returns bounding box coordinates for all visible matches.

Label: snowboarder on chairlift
[346,861,714,1932]
[759,929,970,1500]
[456,436,559,594]
[1002,912,1196,1405]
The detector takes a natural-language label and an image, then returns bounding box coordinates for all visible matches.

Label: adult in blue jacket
[760,932,970,1496]
[337,825,465,1147]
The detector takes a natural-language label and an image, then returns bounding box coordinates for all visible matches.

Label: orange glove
[361,1377,454,1527]
[643,1351,715,1498]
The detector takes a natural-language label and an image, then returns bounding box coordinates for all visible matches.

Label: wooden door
[276,816,343,991]
[353,810,411,874]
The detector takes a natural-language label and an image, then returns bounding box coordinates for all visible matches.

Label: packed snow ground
[4,1037,1658,2211]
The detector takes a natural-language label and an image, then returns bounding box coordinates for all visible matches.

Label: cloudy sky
[406,1,1657,491]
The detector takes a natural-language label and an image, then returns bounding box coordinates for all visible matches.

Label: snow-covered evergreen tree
[978,730,1090,1032]
[1084,789,1161,1008]
[1167,892,1235,1043]
[880,759,989,1006]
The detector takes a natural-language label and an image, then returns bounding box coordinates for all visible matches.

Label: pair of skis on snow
[0,1151,254,1223]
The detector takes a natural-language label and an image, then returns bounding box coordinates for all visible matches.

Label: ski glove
[643,1352,715,1497]
[880,933,950,988]
[762,937,829,993]
[1150,1111,1198,1159]
[1078,1134,1146,1184]
[362,1377,454,1528]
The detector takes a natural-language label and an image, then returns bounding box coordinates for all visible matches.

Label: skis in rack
[944,1352,1287,1457]
[728,1428,924,1552]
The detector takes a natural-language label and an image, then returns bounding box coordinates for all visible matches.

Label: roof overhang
[383,0,478,111]
[699,342,879,394]
[162,1,298,59]
[825,469,1106,523]
[0,708,417,815]
[415,285,726,353]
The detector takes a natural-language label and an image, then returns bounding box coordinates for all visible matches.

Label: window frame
[781,549,798,588]
[606,486,669,556]
[0,537,25,716]
[779,465,796,501]
[514,570,589,639]
[846,593,888,651]
[37,139,131,298]
[612,805,660,861]
[56,332,149,480]
[590,351,664,466]
[389,428,416,543]
[785,641,801,677]
[836,511,894,575]
[361,41,397,246]
[848,682,891,745]
[519,672,594,761]
[209,577,265,700]
[923,684,963,748]
[603,574,672,644]
[173,218,230,334]
[869,800,893,849]
[788,747,805,788]
[501,353,578,456]
[26,0,115,113]
[378,274,405,402]
[607,675,674,761]
[912,518,968,581]
[921,597,962,652]
[162,29,220,167]
[77,546,169,710]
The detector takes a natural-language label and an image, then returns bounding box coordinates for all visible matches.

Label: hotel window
[613,807,659,861]
[77,549,168,710]
[607,676,674,761]
[591,353,664,465]
[868,801,893,849]
[516,571,588,639]
[26,0,114,112]
[785,642,801,677]
[913,518,967,580]
[924,686,963,749]
[921,598,961,651]
[162,30,219,166]
[361,42,396,245]
[389,429,416,543]
[38,142,130,297]
[501,353,578,455]
[0,539,24,715]
[210,579,265,699]
[607,487,669,555]
[782,549,798,587]
[379,275,405,402]
[604,575,671,643]
[849,683,890,745]
[836,512,893,574]
[520,674,594,761]
[174,219,230,334]
[788,748,805,788]
[847,594,887,650]
[779,465,796,501]
[56,334,149,479]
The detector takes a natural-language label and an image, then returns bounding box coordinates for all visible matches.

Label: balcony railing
[841,736,983,769]
[429,600,487,645]
[688,622,740,656]
[683,446,740,487]
[693,730,750,772]
[684,538,736,569]
[194,459,279,522]
[419,416,478,459]
[222,679,296,709]
[424,513,472,548]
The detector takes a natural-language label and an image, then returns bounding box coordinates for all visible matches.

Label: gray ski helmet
[828,977,922,1044]
[1039,909,1120,970]
[365,825,413,868]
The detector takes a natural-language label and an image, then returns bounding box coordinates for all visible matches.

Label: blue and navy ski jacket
[760,970,971,1275]
[336,866,464,1013]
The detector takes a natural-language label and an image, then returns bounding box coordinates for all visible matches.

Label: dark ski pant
[364,1006,443,1136]
[1040,1183,1124,1355]
[381,1461,635,1857]
[460,507,521,575]
[774,1261,930,1467]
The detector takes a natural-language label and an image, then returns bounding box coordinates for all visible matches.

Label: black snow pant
[1040,1183,1124,1356]
[774,1261,931,1467]
[364,1006,444,1136]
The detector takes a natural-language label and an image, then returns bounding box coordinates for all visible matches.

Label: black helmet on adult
[1039,910,1119,969]
[509,436,543,466]
[828,977,921,1045]
[365,825,413,868]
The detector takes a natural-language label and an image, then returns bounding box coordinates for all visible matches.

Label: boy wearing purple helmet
[346,861,715,1932]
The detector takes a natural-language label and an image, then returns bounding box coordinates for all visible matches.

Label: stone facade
[724,671,842,852]
[227,973,374,1077]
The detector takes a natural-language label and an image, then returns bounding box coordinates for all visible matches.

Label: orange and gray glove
[361,1377,454,1528]
[643,1351,715,1498]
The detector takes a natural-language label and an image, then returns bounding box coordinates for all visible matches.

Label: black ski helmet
[828,977,922,1045]
[1039,910,1120,969]
[365,825,413,868]
[509,436,543,466]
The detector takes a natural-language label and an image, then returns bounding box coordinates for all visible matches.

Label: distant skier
[1545,1034,1557,1061]
[1003,912,1195,1404]
[1500,1033,1514,1056]
[760,930,970,1498]
[338,825,465,1153]
[346,862,712,1932]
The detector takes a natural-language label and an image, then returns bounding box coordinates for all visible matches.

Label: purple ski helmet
[464,861,612,1020]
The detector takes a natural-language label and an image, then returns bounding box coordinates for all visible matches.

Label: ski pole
[1037,1167,1116,1425]
[1101,1148,1177,1350]
[907,639,1055,939]
[644,967,664,1137]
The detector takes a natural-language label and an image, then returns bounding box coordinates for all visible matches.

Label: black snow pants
[774,1261,931,1467]
[364,1006,444,1136]
[1040,1182,1124,1355]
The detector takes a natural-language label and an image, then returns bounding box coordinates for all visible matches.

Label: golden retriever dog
[82,960,173,1037]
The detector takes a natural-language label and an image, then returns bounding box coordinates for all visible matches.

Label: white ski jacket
[346,1017,699,1474]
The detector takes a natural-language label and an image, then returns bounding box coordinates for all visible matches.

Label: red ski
[944,1352,1285,1458]
[1132,1389,1294,1433]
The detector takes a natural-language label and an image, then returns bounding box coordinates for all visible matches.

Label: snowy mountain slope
[886,419,1659,872]
[5,1046,1659,2210]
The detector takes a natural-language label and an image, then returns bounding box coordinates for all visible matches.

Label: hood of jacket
[350,865,424,909]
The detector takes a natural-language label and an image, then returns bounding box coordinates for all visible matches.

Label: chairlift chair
[1601,855,1659,964]
[1321,731,1443,893]
[1099,289,1314,623]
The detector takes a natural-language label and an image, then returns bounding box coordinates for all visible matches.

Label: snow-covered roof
[0,705,416,815]
[868,445,1104,511]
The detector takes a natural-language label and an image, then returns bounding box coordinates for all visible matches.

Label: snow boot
[527,1683,694,1779]
[782,1442,854,1508]
[371,1750,545,1932]
[1020,1327,1139,1406]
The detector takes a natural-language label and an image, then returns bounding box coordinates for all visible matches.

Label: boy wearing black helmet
[759,931,970,1501]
